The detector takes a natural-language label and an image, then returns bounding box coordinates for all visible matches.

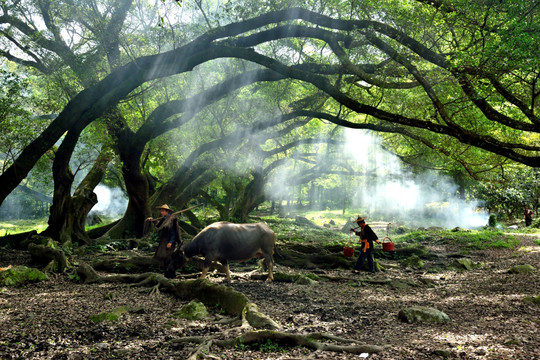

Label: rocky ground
[0,234,539,359]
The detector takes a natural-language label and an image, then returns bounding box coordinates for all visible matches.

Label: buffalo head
[167,248,187,274]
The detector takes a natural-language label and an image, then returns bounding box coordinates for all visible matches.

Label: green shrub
[488,214,497,227]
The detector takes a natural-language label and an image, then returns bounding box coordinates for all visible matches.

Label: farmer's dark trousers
[354,248,374,273]
[163,259,176,279]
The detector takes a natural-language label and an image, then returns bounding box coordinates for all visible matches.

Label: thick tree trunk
[101,109,151,240]
[104,149,149,239]
[71,147,113,243]
[43,122,112,245]
[42,126,79,244]
[232,172,265,222]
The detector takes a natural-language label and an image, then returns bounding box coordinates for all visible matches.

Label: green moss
[523,294,540,305]
[89,306,129,323]
[507,264,536,274]
[450,258,482,271]
[174,300,208,320]
[400,255,424,269]
[172,279,249,315]
[272,273,299,283]
[0,266,47,286]
[304,273,322,281]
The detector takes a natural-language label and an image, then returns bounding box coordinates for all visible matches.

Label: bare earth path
[0,235,538,359]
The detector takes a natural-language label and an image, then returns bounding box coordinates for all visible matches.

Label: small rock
[0,266,48,286]
[504,336,522,345]
[295,275,317,285]
[450,258,480,271]
[401,255,424,269]
[95,343,109,350]
[174,300,208,320]
[475,348,487,355]
[398,306,450,324]
[507,264,536,274]
[433,349,452,358]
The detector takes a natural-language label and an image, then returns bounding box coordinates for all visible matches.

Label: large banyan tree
[0,0,538,241]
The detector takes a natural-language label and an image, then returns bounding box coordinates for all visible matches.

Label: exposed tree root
[92,255,161,272]
[148,284,161,297]
[174,330,388,358]
[28,243,69,272]
[213,330,389,354]
[187,340,221,360]
[0,230,37,249]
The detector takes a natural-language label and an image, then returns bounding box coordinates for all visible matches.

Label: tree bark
[103,145,149,239]
[71,147,113,243]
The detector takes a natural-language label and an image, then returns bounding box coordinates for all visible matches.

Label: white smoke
[89,184,128,220]
[264,128,489,229]
[343,129,489,229]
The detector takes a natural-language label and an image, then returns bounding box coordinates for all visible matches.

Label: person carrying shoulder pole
[350,216,380,274]
[146,204,182,278]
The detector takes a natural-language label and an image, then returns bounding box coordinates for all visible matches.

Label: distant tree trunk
[309,182,316,209]
[150,163,215,211]
[200,190,230,221]
[232,172,266,221]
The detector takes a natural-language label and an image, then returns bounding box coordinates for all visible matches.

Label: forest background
[0,0,539,241]
[1,1,540,359]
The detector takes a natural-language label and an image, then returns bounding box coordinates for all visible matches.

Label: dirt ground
[0,234,538,360]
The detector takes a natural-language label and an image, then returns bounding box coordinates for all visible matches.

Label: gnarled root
[214,330,389,354]
[174,330,388,358]
[28,243,69,272]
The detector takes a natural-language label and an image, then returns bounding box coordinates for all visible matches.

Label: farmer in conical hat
[146,204,182,278]
[350,216,380,274]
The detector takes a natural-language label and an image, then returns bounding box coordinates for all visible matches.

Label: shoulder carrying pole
[154,203,204,220]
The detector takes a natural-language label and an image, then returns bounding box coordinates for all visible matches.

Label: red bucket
[343,245,355,257]
[382,237,394,252]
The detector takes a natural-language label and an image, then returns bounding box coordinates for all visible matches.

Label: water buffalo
[169,221,276,281]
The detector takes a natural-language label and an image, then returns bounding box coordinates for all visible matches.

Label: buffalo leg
[201,258,214,279]
[263,256,274,281]
[221,260,231,282]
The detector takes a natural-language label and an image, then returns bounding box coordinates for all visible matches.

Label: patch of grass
[259,339,288,353]
[397,229,520,250]
[0,219,48,236]
[298,209,354,227]
[235,339,289,353]
[262,215,348,245]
